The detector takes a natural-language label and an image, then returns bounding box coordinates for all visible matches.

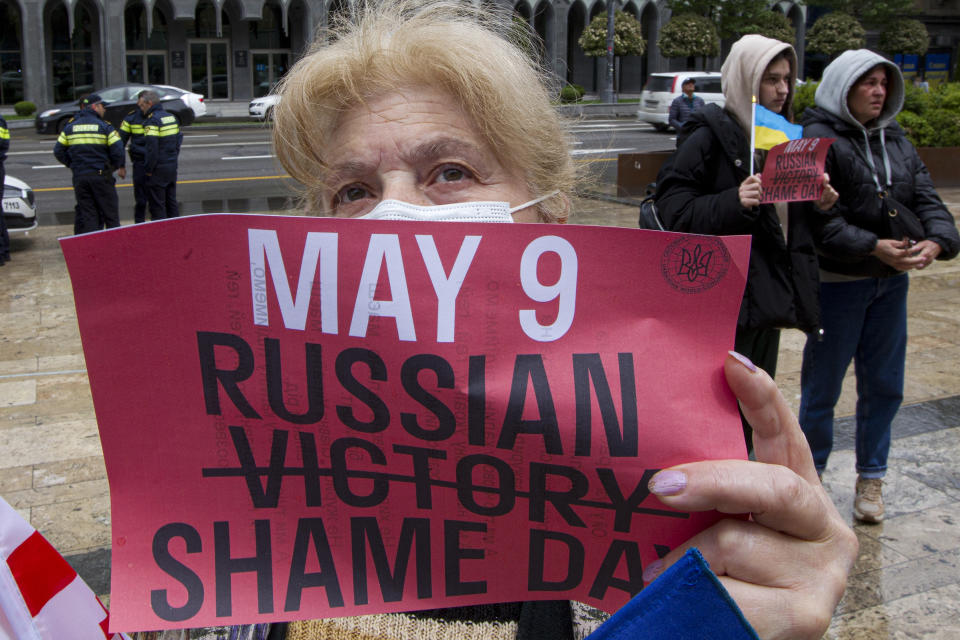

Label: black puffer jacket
[655,104,821,332]
[803,107,960,276]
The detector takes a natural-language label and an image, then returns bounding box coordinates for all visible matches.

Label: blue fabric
[799,273,909,475]
[586,548,758,640]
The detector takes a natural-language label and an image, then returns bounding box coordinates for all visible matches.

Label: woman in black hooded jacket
[798,50,960,524]
[656,35,837,447]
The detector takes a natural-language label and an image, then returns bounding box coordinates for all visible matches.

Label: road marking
[182,134,219,139]
[29,151,623,192]
[570,147,635,156]
[182,141,271,149]
[222,154,275,160]
[31,165,66,169]
[33,174,294,192]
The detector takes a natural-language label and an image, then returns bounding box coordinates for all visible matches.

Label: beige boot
[854,476,884,523]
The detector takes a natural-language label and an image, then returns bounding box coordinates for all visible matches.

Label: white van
[636,72,724,131]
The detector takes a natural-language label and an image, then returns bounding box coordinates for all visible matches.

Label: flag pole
[749,95,757,176]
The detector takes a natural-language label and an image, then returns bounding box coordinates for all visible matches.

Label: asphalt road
[7,119,676,225]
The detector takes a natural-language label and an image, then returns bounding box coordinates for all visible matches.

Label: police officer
[54,94,126,234]
[0,114,10,265]
[140,90,182,220]
[119,91,149,223]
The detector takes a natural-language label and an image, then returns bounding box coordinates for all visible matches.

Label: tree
[806,12,865,58]
[879,19,929,57]
[667,0,769,40]
[657,13,719,68]
[578,10,645,58]
[807,0,914,28]
[740,12,795,46]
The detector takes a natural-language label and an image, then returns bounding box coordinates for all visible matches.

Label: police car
[2,175,38,234]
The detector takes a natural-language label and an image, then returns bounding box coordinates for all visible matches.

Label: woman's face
[759,57,791,114]
[321,87,538,221]
[848,66,888,125]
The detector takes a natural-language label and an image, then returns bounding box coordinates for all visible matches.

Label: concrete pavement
[2,190,960,638]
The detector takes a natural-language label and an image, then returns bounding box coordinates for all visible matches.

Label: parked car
[636,72,724,131]
[2,175,38,235]
[249,93,280,120]
[155,84,207,119]
[35,83,205,134]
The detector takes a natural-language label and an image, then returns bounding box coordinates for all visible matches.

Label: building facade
[1,0,811,108]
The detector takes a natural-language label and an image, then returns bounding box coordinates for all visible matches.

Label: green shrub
[13,101,36,116]
[931,82,960,112]
[792,80,818,122]
[559,84,585,103]
[902,82,931,116]
[897,111,936,147]
[896,83,960,147]
[923,110,960,147]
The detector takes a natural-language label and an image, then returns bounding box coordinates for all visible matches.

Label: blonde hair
[272,0,574,221]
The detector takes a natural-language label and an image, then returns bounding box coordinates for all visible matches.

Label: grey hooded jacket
[802,49,959,277]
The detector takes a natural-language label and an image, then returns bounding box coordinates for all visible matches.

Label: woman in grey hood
[799,50,960,523]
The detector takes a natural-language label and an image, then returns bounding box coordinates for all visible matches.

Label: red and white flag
[0,496,129,639]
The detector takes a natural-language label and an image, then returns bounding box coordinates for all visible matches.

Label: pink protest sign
[760,137,836,204]
[61,215,750,632]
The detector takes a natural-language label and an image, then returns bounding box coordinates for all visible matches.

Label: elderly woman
[260,2,856,638]
[799,51,960,523]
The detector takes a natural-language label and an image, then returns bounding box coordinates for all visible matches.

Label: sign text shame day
[61,215,750,632]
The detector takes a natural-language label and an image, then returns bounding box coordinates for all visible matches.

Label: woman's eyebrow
[324,137,494,185]
[408,137,492,171]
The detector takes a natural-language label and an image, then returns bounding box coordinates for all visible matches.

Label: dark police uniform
[0,115,10,265]
[119,107,149,223]
[143,104,182,220]
[54,100,125,234]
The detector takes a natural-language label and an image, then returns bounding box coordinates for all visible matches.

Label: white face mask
[358,193,556,223]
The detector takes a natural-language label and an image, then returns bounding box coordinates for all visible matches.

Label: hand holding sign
[759,138,836,204]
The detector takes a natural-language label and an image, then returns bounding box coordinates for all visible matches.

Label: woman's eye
[336,184,371,203]
[435,165,472,183]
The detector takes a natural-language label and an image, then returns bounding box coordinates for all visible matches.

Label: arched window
[250,3,290,49]
[0,1,24,104]
[250,3,290,97]
[125,4,169,85]
[187,1,231,99]
[188,0,231,39]
[50,2,95,102]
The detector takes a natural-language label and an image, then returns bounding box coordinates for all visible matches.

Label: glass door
[126,53,167,85]
[189,39,230,99]
[251,51,289,97]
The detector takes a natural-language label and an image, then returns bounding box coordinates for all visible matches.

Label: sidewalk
[2,192,960,637]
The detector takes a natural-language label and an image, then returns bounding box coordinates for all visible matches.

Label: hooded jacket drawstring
[858,128,893,194]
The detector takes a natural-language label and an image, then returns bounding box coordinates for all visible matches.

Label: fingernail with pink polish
[643,559,664,583]
[728,350,758,373]
[649,470,687,496]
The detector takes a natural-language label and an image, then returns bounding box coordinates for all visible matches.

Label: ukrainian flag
[754,104,803,150]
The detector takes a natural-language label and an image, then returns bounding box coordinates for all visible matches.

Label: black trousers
[131,161,148,223]
[146,167,180,220]
[73,173,120,235]
[734,326,781,453]
[0,167,9,263]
